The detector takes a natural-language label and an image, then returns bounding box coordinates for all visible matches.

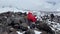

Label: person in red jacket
[27,12,37,29]
[27,12,37,22]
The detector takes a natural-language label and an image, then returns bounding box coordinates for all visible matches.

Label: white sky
[0,0,60,11]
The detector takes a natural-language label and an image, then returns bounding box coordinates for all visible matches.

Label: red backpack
[27,12,37,22]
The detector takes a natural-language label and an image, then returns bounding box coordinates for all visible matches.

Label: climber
[27,12,37,22]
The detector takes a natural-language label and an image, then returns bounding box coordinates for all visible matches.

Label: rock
[30,23,36,29]
[2,31,8,34]
[36,23,54,34]
[19,25,28,31]
[24,29,35,34]
[41,31,48,34]
[9,27,18,34]
[21,23,28,27]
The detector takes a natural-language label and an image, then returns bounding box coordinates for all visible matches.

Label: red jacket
[27,12,37,22]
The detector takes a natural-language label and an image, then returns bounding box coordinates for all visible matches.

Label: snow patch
[34,30,42,34]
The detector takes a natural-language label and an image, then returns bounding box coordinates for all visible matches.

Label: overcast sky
[0,0,60,11]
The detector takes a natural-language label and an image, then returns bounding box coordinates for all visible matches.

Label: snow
[0,0,60,11]
[16,26,42,34]
[34,30,42,34]
[17,31,23,34]
[17,30,42,34]
[55,13,60,16]
[28,26,30,29]
[0,7,29,13]
[47,20,60,32]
